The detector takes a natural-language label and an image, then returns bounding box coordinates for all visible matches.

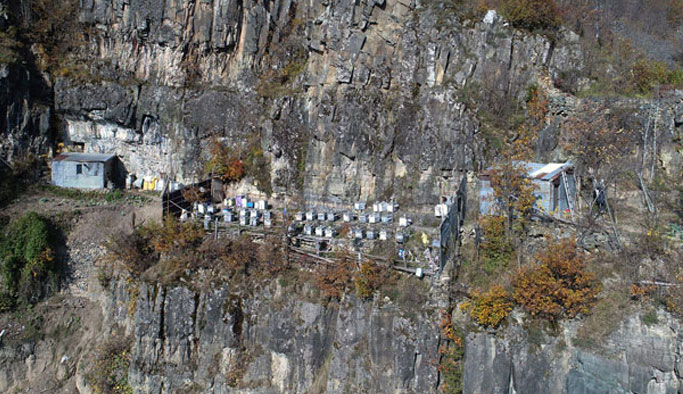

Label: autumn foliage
[560,105,634,179]
[439,310,464,393]
[204,141,245,183]
[214,234,288,279]
[315,256,354,300]
[460,285,513,328]
[486,86,546,229]
[354,260,386,299]
[181,186,206,204]
[139,216,204,253]
[512,238,601,320]
[106,217,205,278]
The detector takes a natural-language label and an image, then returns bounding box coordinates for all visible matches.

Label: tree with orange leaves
[512,237,601,321]
[204,140,245,183]
[460,285,513,328]
[487,85,548,234]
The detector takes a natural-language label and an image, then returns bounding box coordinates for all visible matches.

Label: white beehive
[343,212,353,222]
[315,226,325,237]
[379,230,390,241]
[434,204,447,217]
[369,213,380,224]
[304,224,313,236]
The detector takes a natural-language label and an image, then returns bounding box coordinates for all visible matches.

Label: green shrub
[244,144,272,196]
[478,216,514,274]
[641,309,659,326]
[631,59,683,94]
[0,212,61,309]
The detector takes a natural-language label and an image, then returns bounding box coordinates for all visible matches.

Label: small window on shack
[76,164,82,174]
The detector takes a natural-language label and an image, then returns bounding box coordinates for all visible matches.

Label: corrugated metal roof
[54,152,116,162]
[480,161,573,181]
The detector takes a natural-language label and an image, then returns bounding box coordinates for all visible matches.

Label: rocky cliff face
[122,281,441,393]
[462,310,683,394]
[1,0,683,393]
[0,62,51,159]
[49,0,587,204]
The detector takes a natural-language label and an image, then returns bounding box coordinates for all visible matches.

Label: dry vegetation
[438,310,465,393]
[513,238,601,321]
[104,217,401,304]
[86,333,134,394]
[105,217,290,287]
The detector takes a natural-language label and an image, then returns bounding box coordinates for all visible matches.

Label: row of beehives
[187,208,276,228]
[195,198,269,215]
[297,223,407,242]
[294,210,412,227]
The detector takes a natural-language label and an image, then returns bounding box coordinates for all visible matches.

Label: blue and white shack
[479,162,576,217]
[51,152,116,189]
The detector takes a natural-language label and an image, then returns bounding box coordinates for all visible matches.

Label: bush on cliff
[354,260,387,299]
[87,334,133,394]
[460,285,513,328]
[0,212,61,311]
[513,238,601,321]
